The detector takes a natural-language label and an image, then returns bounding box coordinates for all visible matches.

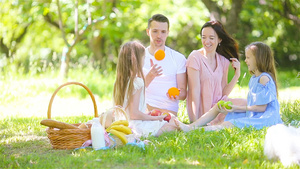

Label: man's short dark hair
[148,14,169,29]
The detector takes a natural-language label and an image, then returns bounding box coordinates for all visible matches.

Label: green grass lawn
[0,68,300,168]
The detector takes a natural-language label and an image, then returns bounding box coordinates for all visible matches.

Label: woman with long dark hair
[186,20,243,124]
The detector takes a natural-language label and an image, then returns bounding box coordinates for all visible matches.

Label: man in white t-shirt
[143,14,187,116]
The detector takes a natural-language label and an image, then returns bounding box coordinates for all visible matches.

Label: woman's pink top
[186,49,230,119]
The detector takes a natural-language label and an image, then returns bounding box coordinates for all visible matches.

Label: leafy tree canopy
[0,0,299,76]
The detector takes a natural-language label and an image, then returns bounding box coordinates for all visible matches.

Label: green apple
[224,101,233,110]
[217,100,225,109]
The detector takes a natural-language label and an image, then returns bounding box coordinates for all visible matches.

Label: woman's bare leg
[208,113,226,125]
[175,105,221,132]
[202,121,234,131]
[208,98,246,125]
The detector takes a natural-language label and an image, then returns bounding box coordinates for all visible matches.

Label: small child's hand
[157,114,167,121]
[217,101,236,113]
[223,104,237,112]
[218,106,228,114]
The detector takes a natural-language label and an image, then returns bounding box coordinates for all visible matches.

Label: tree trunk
[89,35,105,66]
[59,47,69,78]
[201,0,221,21]
[0,38,9,58]
[225,0,244,36]
[201,0,244,36]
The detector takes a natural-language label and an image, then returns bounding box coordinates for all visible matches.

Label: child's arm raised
[128,87,166,121]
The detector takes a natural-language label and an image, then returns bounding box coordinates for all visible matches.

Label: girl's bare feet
[174,119,192,132]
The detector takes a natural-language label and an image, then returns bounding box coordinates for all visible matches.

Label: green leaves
[1,0,299,75]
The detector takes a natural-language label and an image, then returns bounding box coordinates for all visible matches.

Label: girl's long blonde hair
[246,42,278,96]
[113,41,145,108]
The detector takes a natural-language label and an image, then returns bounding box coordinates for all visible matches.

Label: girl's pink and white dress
[123,77,167,137]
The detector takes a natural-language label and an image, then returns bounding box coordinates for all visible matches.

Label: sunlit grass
[2,114,300,168]
[0,68,115,105]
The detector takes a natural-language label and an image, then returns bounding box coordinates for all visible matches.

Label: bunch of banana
[106,120,132,145]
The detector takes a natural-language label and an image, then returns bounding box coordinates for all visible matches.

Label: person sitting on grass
[176,42,283,131]
[186,20,241,125]
[143,14,187,116]
[113,41,179,137]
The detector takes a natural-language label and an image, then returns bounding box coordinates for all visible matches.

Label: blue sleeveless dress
[224,72,283,129]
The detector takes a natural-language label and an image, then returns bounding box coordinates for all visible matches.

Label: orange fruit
[154,49,165,61]
[168,87,180,97]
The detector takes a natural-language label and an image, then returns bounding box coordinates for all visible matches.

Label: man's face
[147,21,169,48]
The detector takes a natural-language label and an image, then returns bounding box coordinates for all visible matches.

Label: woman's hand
[230,58,240,78]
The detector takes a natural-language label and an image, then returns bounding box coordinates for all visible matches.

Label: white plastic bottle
[91,117,105,149]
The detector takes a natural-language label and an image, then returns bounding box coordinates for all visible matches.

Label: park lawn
[1,107,300,169]
[0,68,300,168]
[1,99,300,168]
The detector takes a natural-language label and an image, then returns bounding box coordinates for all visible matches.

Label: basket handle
[101,105,128,129]
[47,82,98,119]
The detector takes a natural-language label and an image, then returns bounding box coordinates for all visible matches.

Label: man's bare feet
[174,119,192,132]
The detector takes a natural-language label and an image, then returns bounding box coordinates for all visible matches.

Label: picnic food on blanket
[106,120,132,134]
[162,112,171,122]
[78,123,88,129]
[108,129,128,144]
[106,120,132,145]
[154,49,165,61]
[110,125,132,135]
[40,119,78,129]
[150,110,170,122]
[91,117,106,149]
[99,109,114,128]
[168,87,180,98]
[150,109,162,116]
[110,120,129,127]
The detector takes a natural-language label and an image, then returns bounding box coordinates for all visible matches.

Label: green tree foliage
[0,0,299,76]
[239,0,300,67]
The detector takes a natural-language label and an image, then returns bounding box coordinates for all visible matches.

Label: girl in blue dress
[176,42,283,131]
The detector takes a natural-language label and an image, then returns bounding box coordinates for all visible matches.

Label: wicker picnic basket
[45,82,98,149]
